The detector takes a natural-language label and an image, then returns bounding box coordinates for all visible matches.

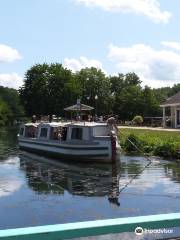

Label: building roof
[161,91,180,106]
[64,103,94,111]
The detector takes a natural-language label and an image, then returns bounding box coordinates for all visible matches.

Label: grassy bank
[119,128,180,159]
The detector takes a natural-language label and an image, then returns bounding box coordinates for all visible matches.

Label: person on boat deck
[76,115,81,121]
[88,114,92,122]
[99,116,103,122]
[32,115,36,123]
[94,114,98,122]
[106,116,118,134]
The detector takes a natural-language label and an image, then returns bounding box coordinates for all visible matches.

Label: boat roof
[24,123,39,127]
[39,122,71,127]
[23,121,108,128]
[66,122,108,127]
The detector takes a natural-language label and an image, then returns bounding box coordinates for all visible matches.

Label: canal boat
[18,121,121,162]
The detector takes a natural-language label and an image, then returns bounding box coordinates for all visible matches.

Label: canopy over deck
[64,103,94,111]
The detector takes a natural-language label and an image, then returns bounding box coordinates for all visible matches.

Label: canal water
[0,127,180,239]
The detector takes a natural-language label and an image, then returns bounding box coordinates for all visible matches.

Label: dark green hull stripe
[19,139,109,150]
[20,146,109,159]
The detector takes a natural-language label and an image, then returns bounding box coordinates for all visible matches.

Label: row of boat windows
[20,126,83,140]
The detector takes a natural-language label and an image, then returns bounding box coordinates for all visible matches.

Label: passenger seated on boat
[51,127,62,140]
[26,126,36,138]
[53,131,60,140]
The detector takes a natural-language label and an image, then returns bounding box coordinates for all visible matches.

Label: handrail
[0,213,180,239]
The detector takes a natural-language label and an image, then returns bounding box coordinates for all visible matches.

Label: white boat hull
[18,137,120,162]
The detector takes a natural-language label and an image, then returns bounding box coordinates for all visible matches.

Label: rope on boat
[118,129,152,162]
[118,129,154,193]
[119,160,152,194]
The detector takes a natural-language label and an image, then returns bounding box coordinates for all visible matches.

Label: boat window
[62,127,67,141]
[71,128,82,140]
[40,128,48,138]
[50,127,62,140]
[93,126,110,136]
[25,126,37,138]
[19,127,24,136]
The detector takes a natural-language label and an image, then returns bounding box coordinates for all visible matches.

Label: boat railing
[0,213,180,239]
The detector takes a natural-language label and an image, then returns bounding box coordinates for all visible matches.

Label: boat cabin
[66,122,112,142]
[19,122,113,142]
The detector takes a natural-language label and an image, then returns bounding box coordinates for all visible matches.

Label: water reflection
[164,162,180,183]
[1,127,180,233]
[19,153,121,205]
[0,127,18,160]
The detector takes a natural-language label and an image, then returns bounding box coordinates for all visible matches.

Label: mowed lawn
[119,128,180,146]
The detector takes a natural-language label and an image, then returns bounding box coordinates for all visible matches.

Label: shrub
[119,128,180,160]
[153,142,176,158]
[132,115,143,125]
[124,134,142,152]
[143,145,154,154]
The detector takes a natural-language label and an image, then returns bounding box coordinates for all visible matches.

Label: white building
[160,91,180,128]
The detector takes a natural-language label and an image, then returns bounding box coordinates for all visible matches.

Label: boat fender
[111,135,116,162]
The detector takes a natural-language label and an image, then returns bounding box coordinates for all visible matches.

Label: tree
[19,63,180,122]
[124,72,141,86]
[141,86,161,117]
[132,115,143,125]
[110,73,143,120]
[0,86,24,125]
[110,74,124,94]
[0,100,12,126]
[0,87,24,118]
[75,67,113,114]
[19,63,79,117]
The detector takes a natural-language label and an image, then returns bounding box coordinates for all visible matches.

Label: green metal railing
[0,213,180,239]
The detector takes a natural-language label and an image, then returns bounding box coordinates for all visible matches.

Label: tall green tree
[19,63,180,122]
[19,63,80,117]
[141,86,161,117]
[0,87,24,118]
[0,86,24,125]
[75,67,113,114]
[110,73,142,120]
[0,99,12,126]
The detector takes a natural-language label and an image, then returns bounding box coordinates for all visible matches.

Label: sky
[0,0,180,89]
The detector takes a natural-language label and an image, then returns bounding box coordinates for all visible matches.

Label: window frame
[71,127,83,140]
[40,127,48,138]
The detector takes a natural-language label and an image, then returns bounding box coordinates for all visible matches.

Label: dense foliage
[20,63,178,120]
[1,63,180,126]
[120,128,180,159]
[132,115,143,125]
[0,87,24,126]
[19,63,79,117]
